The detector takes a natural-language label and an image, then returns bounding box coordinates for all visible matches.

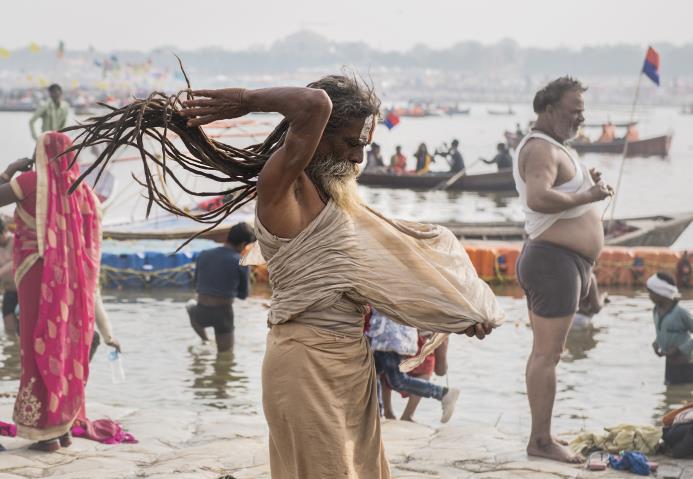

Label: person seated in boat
[515,123,524,138]
[186,222,255,353]
[365,142,385,172]
[414,143,434,174]
[389,145,408,175]
[482,143,513,170]
[438,139,465,173]
[596,122,616,143]
[570,272,608,331]
[623,123,640,142]
[574,127,590,143]
[649,272,693,385]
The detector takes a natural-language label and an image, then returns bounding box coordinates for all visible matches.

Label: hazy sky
[6,0,692,52]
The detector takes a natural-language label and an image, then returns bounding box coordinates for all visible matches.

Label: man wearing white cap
[648,272,693,384]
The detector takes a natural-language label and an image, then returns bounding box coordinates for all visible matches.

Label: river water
[0,102,692,438]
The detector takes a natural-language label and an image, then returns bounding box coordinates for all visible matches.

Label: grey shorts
[516,240,594,318]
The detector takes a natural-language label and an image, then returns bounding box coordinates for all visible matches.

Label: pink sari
[9,132,101,440]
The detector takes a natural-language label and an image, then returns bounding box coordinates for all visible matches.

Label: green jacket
[29,100,70,140]
[653,303,693,357]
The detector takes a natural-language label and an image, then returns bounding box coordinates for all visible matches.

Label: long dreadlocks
[62,68,380,243]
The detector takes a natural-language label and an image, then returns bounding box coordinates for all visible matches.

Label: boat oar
[433,158,482,191]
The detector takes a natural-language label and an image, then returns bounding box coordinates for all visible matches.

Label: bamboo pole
[606,71,643,227]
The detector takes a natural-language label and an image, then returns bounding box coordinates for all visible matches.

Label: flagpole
[607,70,644,227]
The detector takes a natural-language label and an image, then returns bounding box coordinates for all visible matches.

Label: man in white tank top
[514,77,613,463]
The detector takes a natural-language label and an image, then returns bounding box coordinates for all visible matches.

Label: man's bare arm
[521,141,610,214]
[181,87,332,222]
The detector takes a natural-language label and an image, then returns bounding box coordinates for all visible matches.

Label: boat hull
[438,213,693,248]
[357,169,516,192]
[569,135,672,157]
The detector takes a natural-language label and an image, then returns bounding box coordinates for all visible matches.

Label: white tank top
[512,131,595,239]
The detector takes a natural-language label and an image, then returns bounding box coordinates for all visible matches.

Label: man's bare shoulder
[518,138,557,168]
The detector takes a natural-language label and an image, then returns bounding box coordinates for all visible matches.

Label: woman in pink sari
[0,132,101,451]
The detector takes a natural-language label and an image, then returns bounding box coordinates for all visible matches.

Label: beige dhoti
[248,200,505,478]
[263,322,390,479]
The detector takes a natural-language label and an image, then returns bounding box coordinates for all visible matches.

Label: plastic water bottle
[107,349,125,384]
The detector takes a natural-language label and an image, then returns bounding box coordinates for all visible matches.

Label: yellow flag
[29,42,41,54]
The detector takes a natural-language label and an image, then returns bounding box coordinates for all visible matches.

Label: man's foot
[527,438,583,463]
[400,416,416,423]
[383,411,396,420]
[28,439,60,452]
[441,387,460,423]
[553,436,569,446]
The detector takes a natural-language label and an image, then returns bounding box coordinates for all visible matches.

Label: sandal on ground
[585,451,608,471]
[59,433,72,448]
[28,438,60,452]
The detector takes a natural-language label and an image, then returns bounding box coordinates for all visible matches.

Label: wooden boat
[102,201,255,241]
[443,106,471,116]
[357,169,516,192]
[438,212,693,247]
[0,103,35,112]
[488,108,515,116]
[569,134,672,158]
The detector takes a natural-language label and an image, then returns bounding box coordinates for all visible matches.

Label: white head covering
[646,274,681,300]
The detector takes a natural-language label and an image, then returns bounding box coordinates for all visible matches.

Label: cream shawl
[245,201,505,371]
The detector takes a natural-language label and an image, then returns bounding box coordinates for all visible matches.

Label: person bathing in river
[186,223,254,353]
[649,272,693,385]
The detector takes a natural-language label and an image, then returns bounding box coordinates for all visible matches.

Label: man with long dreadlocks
[65,74,504,478]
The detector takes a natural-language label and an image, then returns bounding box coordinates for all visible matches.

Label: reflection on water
[654,384,693,424]
[0,336,20,381]
[563,326,601,362]
[188,346,248,409]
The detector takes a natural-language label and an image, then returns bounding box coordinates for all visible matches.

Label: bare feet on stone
[383,411,396,420]
[553,436,569,446]
[527,437,583,464]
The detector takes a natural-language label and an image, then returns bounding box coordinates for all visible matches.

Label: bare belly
[536,207,604,259]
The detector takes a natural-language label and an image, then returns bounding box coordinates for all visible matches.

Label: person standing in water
[649,272,693,385]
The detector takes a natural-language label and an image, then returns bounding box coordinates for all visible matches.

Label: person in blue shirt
[186,222,255,352]
[648,272,693,385]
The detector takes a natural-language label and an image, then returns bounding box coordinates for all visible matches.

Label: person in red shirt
[389,145,407,174]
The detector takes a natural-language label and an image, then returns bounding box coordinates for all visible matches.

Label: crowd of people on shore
[0,75,691,479]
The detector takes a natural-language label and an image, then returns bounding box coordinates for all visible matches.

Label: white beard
[306,155,362,214]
